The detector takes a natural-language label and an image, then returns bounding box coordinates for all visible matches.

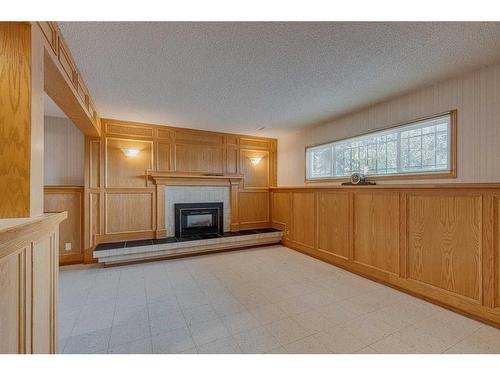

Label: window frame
[305,110,457,183]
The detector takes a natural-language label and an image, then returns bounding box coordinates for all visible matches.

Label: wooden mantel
[148,171,244,186]
[148,172,245,237]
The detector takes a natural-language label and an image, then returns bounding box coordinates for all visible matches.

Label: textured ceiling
[58,22,500,137]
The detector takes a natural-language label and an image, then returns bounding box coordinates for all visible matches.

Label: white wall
[278,61,500,186]
[44,116,84,186]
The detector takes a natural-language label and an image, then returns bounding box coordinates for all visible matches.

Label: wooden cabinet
[0,213,66,353]
[271,185,500,327]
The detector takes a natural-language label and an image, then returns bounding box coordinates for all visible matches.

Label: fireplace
[174,202,224,238]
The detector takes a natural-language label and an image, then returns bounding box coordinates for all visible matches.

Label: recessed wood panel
[157,142,171,171]
[240,150,269,188]
[175,130,224,145]
[226,147,238,175]
[0,250,22,353]
[32,235,54,354]
[106,138,153,188]
[291,192,315,249]
[175,144,224,174]
[58,39,76,85]
[225,135,238,146]
[90,193,100,248]
[317,192,350,259]
[106,123,154,138]
[106,192,153,234]
[44,188,82,261]
[239,191,269,224]
[240,137,271,149]
[354,192,400,274]
[408,194,482,301]
[271,192,290,228]
[157,128,172,140]
[90,140,100,188]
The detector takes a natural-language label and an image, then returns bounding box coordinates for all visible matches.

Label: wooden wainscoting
[270,184,500,327]
[0,212,66,353]
[84,119,277,257]
[44,186,84,265]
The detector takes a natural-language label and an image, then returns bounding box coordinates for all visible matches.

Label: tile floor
[58,245,500,354]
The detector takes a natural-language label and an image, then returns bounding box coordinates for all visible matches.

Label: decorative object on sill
[341,172,376,185]
[248,156,262,166]
[121,148,140,157]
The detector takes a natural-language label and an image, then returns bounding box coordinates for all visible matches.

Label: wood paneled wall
[0,212,65,353]
[271,185,500,326]
[44,186,83,265]
[84,119,277,253]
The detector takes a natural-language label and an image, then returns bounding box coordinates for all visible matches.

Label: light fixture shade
[121,148,140,157]
[248,156,262,166]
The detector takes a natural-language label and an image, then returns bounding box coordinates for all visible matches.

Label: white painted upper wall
[44,116,84,186]
[277,61,500,186]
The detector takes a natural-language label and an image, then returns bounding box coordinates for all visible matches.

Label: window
[306,112,455,180]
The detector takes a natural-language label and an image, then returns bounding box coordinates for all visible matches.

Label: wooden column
[0,22,44,218]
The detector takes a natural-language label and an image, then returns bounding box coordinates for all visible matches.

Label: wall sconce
[248,156,262,166]
[121,148,140,157]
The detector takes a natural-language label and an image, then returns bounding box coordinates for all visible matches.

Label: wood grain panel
[408,194,482,301]
[0,213,64,353]
[90,140,100,188]
[105,123,154,138]
[240,150,269,189]
[157,142,171,171]
[157,128,172,140]
[0,23,31,217]
[31,235,53,354]
[106,138,153,188]
[90,193,100,247]
[57,39,76,85]
[226,147,238,175]
[175,130,224,145]
[496,196,500,308]
[240,137,271,149]
[271,192,290,230]
[175,144,224,174]
[105,192,153,234]
[354,192,400,274]
[317,192,350,259]
[238,191,269,225]
[44,187,82,263]
[0,250,22,353]
[291,192,316,249]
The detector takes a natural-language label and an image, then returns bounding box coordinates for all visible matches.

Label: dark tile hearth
[94,228,281,251]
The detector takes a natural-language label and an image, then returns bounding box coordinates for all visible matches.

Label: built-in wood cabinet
[270,185,500,327]
[0,212,66,353]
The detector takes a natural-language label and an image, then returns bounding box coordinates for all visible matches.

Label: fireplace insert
[174,202,223,238]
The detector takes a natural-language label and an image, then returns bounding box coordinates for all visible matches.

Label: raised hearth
[94,228,283,265]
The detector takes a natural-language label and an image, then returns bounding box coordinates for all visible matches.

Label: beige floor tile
[233,327,282,354]
[284,335,331,353]
[197,337,242,354]
[265,317,311,345]
[314,327,368,354]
